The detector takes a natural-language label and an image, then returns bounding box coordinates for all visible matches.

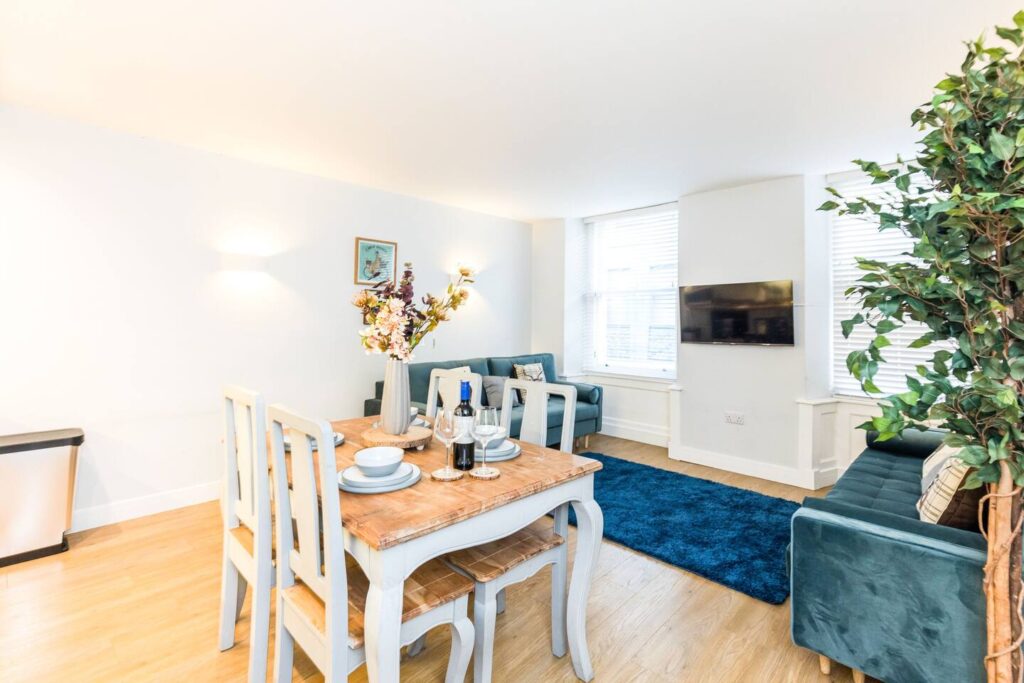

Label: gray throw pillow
[482,375,520,409]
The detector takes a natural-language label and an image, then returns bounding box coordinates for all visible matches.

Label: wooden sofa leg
[817,655,831,675]
[852,670,865,683]
[583,435,590,449]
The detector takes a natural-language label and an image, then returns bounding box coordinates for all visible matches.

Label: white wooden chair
[447,379,577,683]
[425,367,482,418]
[267,404,476,683]
[218,386,275,683]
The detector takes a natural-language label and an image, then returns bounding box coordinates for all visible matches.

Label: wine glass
[470,406,504,480]
[430,410,464,481]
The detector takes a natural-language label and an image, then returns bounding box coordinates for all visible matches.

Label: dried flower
[351,262,474,361]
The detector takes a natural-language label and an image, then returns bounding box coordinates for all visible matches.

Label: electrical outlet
[724,411,745,425]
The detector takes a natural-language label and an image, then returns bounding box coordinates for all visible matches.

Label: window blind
[582,204,678,378]
[829,169,946,396]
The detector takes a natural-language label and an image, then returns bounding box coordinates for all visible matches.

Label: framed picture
[353,237,398,286]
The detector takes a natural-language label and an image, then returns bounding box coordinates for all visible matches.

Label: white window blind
[582,204,678,378]
[829,169,945,396]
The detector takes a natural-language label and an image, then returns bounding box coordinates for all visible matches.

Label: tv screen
[679,280,794,345]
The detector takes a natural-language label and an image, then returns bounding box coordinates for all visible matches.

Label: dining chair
[267,404,476,683]
[447,379,577,683]
[425,367,482,418]
[218,386,275,683]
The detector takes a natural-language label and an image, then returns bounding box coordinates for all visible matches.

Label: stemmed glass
[470,406,505,480]
[431,409,464,481]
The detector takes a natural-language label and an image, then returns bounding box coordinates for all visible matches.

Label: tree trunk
[986,461,1017,683]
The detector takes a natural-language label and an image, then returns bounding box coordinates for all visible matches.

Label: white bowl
[409,406,419,419]
[355,446,404,478]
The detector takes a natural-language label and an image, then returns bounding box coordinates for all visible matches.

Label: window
[582,204,678,378]
[829,169,944,396]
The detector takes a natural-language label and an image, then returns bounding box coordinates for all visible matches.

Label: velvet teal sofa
[790,429,987,683]
[362,353,603,447]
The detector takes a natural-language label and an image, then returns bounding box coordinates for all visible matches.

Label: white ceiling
[0,1,1016,221]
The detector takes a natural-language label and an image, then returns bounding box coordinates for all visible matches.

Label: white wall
[670,176,833,487]
[0,105,531,530]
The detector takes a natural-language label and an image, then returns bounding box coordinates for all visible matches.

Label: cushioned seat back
[866,428,945,459]
[488,353,558,383]
[407,357,490,404]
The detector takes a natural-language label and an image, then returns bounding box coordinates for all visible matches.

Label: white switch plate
[724,411,745,425]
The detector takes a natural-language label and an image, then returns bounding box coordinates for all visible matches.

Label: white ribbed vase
[380,357,411,435]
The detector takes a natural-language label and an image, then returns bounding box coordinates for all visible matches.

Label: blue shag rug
[568,453,799,605]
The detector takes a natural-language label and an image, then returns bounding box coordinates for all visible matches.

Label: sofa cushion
[407,357,490,404]
[505,398,599,435]
[826,449,924,518]
[866,428,946,459]
[482,375,520,409]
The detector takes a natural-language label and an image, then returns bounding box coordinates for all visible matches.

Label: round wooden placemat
[360,424,433,450]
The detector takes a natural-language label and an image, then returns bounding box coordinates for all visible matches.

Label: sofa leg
[852,669,865,683]
[583,435,590,449]
[817,655,831,675]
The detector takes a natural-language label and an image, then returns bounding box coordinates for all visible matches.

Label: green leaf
[1015,10,1024,28]
[872,335,892,349]
[818,200,840,211]
[997,26,1023,47]
[991,130,1016,161]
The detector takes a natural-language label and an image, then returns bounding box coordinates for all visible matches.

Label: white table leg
[567,498,603,682]
[364,568,404,683]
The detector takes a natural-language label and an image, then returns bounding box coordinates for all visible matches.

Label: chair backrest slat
[268,405,348,645]
[222,386,268,536]
[426,368,482,418]
[501,380,576,453]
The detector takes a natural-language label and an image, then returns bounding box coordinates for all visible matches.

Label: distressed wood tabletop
[322,415,601,550]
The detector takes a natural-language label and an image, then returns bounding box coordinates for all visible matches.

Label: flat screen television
[679,280,794,345]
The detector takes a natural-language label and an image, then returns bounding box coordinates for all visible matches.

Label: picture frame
[353,237,398,286]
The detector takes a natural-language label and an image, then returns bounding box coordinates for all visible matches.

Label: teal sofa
[790,429,987,683]
[362,353,603,447]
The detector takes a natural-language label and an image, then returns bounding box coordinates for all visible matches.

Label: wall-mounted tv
[679,280,794,345]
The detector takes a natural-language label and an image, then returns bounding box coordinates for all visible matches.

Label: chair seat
[446,519,564,583]
[228,522,276,556]
[281,556,473,648]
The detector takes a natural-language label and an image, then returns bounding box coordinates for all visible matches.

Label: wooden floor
[0,434,867,682]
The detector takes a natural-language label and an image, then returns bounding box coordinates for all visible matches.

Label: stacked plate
[339,446,421,494]
[284,431,344,451]
[476,439,521,462]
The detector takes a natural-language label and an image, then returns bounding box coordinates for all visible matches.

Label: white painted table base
[344,474,603,683]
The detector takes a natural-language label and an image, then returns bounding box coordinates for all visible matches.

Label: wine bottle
[452,380,476,470]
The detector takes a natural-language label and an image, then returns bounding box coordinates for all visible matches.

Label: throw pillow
[482,375,521,409]
[921,443,958,494]
[513,362,547,402]
[917,453,983,531]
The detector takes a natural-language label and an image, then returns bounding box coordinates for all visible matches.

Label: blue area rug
[568,452,799,604]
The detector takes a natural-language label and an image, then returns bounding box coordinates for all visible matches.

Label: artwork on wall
[353,237,397,285]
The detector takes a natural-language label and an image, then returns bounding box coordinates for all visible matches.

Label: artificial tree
[822,14,1024,682]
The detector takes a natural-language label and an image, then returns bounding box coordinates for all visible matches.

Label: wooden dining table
[326,415,604,683]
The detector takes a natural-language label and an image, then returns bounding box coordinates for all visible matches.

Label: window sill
[575,370,676,391]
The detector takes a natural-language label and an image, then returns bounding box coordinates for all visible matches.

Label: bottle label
[454,416,474,443]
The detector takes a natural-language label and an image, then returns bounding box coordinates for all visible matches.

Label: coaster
[469,466,501,480]
[431,467,465,482]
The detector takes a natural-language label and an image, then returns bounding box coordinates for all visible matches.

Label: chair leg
[495,589,506,615]
[272,608,294,683]
[445,610,475,683]
[235,573,249,621]
[817,655,831,674]
[247,565,272,683]
[218,552,242,650]
[408,633,427,657]
[551,546,568,658]
[852,670,866,683]
[473,584,498,683]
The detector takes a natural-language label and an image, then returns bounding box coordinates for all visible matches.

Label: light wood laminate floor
[0,434,869,682]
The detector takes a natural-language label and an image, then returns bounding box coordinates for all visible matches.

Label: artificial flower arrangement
[352,262,474,361]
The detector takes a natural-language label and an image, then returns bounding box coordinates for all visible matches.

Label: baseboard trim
[600,417,669,447]
[668,443,823,490]
[71,480,220,532]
